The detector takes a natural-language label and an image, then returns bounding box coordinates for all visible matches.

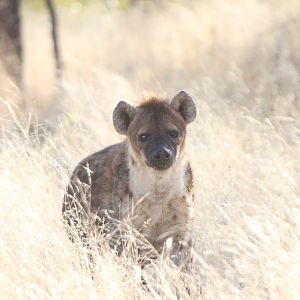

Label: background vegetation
[0,0,299,299]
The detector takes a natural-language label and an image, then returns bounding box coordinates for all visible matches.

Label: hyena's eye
[138,134,148,143]
[168,130,179,138]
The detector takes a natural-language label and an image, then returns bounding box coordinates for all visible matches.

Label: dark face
[128,103,187,170]
[113,92,196,169]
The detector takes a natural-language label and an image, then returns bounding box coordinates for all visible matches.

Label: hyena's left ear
[113,101,137,135]
[170,91,197,124]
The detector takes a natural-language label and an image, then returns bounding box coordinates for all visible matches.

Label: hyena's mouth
[145,159,174,170]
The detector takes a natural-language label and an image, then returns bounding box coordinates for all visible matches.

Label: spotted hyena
[63,91,197,267]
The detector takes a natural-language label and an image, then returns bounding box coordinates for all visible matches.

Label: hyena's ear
[113,101,137,135]
[170,91,197,124]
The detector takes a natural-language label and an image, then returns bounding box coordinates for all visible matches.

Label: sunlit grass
[0,1,300,299]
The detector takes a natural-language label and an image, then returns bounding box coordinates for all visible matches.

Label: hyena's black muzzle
[146,142,176,170]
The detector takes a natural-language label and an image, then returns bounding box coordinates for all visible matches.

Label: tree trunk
[45,0,63,88]
[0,0,23,89]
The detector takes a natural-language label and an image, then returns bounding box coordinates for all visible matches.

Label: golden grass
[0,0,300,298]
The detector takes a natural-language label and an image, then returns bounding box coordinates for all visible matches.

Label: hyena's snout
[152,145,171,160]
[147,144,175,170]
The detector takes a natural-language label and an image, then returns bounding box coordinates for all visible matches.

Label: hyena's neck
[127,143,188,201]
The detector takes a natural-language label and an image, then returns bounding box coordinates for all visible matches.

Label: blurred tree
[0,0,23,89]
[0,0,62,94]
[45,0,63,86]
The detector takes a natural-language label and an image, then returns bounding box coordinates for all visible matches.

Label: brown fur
[63,91,196,266]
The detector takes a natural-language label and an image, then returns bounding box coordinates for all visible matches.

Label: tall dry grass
[0,0,300,299]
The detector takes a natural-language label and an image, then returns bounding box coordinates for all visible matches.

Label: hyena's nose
[152,146,171,160]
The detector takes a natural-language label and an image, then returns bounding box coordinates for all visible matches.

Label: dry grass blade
[0,1,300,299]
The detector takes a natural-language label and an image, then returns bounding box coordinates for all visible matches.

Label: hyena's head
[113,91,196,170]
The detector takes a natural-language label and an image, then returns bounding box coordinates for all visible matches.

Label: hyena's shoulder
[185,162,194,195]
[65,141,129,215]
[70,142,125,184]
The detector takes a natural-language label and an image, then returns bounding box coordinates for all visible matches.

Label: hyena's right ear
[113,101,137,135]
[171,91,197,124]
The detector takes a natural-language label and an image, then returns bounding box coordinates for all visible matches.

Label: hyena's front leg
[169,197,194,271]
[169,236,193,272]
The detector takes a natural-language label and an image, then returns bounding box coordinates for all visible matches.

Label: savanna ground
[0,0,300,299]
